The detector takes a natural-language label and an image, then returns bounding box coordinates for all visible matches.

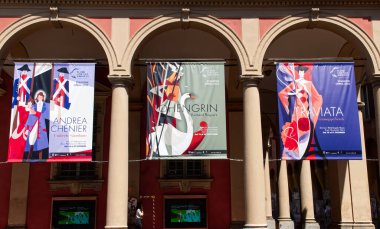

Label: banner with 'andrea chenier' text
[8,62,95,162]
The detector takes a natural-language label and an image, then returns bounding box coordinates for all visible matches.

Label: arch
[123,14,253,77]
[254,12,380,76]
[0,13,118,73]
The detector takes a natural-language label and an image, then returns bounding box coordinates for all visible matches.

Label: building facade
[0,0,379,228]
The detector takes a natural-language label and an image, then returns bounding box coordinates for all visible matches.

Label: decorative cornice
[1,0,380,8]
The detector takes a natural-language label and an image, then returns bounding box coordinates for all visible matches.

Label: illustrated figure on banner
[8,64,33,160]
[24,90,50,160]
[146,63,208,159]
[277,64,323,159]
[52,67,71,122]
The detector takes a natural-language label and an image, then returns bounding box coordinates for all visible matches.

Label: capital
[240,75,263,88]
[370,76,380,89]
[358,101,365,111]
[108,75,134,90]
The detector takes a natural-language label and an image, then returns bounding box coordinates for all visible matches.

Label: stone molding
[1,0,380,7]
[159,178,213,193]
[49,180,104,195]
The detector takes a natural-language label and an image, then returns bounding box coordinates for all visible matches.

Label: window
[166,160,205,179]
[160,160,212,192]
[55,163,98,180]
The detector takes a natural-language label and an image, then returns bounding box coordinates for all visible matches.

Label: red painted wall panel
[220,19,242,39]
[88,18,112,40]
[0,72,13,228]
[208,160,231,229]
[349,17,373,38]
[130,18,153,39]
[0,18,18,34]
[139,159,232,228]
[26,163,52,229]
[259,18,281,39]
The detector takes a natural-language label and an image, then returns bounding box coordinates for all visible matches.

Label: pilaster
[7,164,30,228]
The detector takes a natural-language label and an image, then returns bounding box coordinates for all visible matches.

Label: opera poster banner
[276,62,362,160]
[146,62,227,159]
[8,62,95,162]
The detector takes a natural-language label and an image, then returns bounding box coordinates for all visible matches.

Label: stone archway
[0,13,118,73]
[254,12,380,76]
[123,14,252,77]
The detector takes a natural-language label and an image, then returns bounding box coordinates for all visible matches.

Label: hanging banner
[146,62,227,159]
[8,62,95,162]
[276,62,362,160]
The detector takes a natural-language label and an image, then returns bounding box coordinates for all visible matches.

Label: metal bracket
[50,6,59,21]
[310,8,320,21]
[49,5,63,28]
[181,8,190,29]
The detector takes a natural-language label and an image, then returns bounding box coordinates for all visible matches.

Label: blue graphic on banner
[276,62,362,160]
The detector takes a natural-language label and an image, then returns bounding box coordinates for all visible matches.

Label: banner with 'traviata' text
[277,62,362,160]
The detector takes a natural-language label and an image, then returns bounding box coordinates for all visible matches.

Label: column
[242,77,267,228]
[278,160,294,229]
[264,143,275,229]
[372,77,380,179]
[105,77,133,229]
[300,161,319,229]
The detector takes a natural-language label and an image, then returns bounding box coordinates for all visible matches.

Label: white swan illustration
[149,93,194,157]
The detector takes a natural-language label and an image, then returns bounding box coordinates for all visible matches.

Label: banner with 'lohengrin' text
[146,62,227,159]
[277,62,362,160]
[8,62,95,162]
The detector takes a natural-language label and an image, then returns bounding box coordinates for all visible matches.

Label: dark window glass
[166,160,204,179]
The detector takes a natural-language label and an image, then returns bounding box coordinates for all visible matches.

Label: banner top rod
[12,58,98,62]
[137,58,227,63]
[266,57,357,62]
